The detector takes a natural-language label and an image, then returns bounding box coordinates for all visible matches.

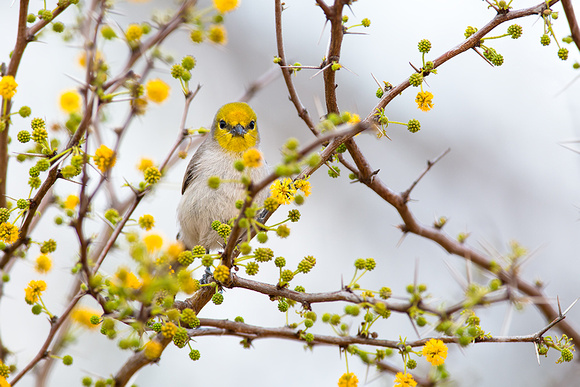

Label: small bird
[177,102,268,250]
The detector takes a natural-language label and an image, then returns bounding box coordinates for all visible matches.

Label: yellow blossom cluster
[146,79,170,104]
[213,0,239,13]
[59,90,82,113]
[0,222,19,244]
[71,307,101,329]
[422,338,448,366]
[269,177,311,205]
[94,144,116,173]
[24,280,46,304]
[242,148,262,168]
[0,75,18,99]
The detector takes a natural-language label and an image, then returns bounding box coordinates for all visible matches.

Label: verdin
[177,102,268,250]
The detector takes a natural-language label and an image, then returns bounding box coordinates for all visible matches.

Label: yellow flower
[115,267,142,289]
[167,241,184,258]
[269,178,297,205]
[35,254,52,273]
[94,144,116,173]
[0,223,19,244]
[348,113,361,124]
[394,372,417,387]
[213,0,239,13]
[24,280,47,304]
[144,340,162,359]
[138,214,155,231]
[143,233,163,252]
[338,372,358,387]
[59,90,82,113]
[294,178,311,197]
[71,307,101,329]
[78,50,104,68]
[64,195,79,210]
[137,158,154,172]
[126,24,143,41]
[415,91,434,112]
[146,79,170,104]
[0,76,18,99]
[208,25,227,45]
[242,148,262,168]
[422,338,448,366]
[0,376,10,387]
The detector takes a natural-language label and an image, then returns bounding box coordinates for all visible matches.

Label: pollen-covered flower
[270,178,297,205]
[59,90,82,113]
[137,158,154,172]
[138,214,155,231]
[213,0,239,13]
[415,91,434,112]
[422,338,448,366]
[0,223,19,244]
[35,254,52,273]
[94,145,116,173]
[0,75,18,99]
[71,307,101,329]
[294,178,311,197]
[144,340,162,359]
[24,280,47,304]
[143,233,163,252]
[64,195,79,210]
[338,372,358,387]
[125,24,143,41]
[146,79,170,103]
[208,25,227,45]
[242,148,262,168]
[393,372,417,387]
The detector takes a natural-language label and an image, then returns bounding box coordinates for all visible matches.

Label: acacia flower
[0,376,10,387]
[422,338,448,366]
[0,76,18,99]
[64,195,79,210]
[0,223,19,244]
[270,178,297,205]
[338,372,358,387]
[71,307,101,329]
[35,254,52,273]
[137,158,154,172]
[208,25,227,45]
[393,372,417,387]
[214,0,239,13]
[294,178,311,197]
[143,233,163,252]
[59,90,82,113]
[348,113,361,124]
[25,280,47,304]
[125,24,143,41]
[146,79,170,103]
[94,145,116,173]
[415,91,434,112]
[144,340,162,359]
[138,214,155,231]
[242,148,262,168]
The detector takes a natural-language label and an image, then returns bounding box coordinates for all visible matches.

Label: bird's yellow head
[212,102,259,154]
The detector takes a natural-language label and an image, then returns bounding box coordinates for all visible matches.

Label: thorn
[562,297,580,316]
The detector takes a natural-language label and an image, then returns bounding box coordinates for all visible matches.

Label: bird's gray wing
[181,149,202,194]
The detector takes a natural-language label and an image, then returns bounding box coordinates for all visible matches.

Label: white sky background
[1,0,580,386]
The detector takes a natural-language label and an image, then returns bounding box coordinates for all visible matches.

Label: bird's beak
[230,124,247,137]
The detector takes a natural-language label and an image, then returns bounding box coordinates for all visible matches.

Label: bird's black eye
[248,120,255,130]
[219,120,227,129]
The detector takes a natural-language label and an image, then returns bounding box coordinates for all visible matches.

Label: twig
[274,0,318,134]
[562,0,580,51]
[401,148,450,202]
